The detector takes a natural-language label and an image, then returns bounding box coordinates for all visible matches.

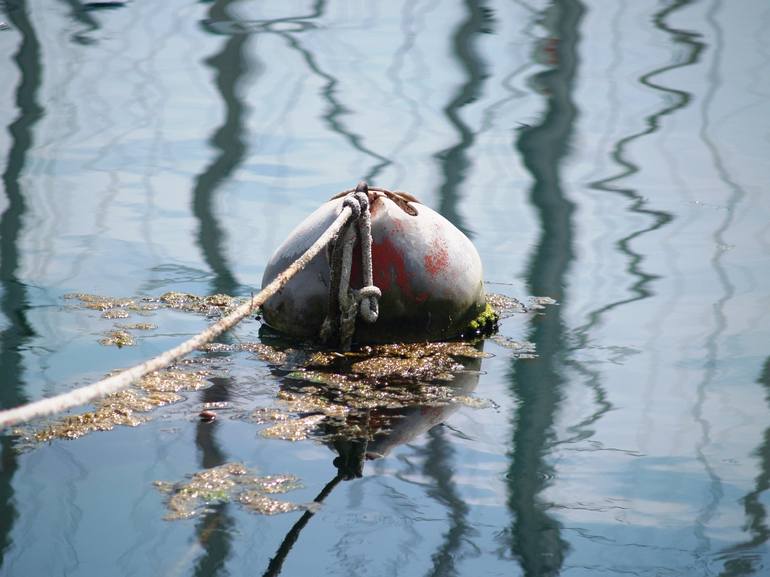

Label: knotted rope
[321,182,381,350]
[0,184,382,429]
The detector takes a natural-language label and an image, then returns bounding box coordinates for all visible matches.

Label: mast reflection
[434,0,489,237]
[0,0,43,569]
[505,1,584,575]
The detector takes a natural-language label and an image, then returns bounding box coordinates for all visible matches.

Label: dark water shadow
[0,0,43,568]
[717,359,770,576]
[421,425,477,577]
[432,0,491,237]
[192,0,259,296]
[503,2,584,575]
[191,375,234,577]
[56,0,99,45]
[261,474,341,577]
[57,0,128,45]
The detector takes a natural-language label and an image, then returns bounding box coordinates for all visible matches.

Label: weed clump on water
[65,291,245,323]
[249,341,491,442]
[64,293,159,317]
[159,292,242,315]
[153,462,310,520]
[15,366,211,444]
[99,329,135,348]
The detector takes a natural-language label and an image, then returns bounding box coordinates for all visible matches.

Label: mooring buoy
[261,184,487,345]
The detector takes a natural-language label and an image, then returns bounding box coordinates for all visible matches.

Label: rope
[0,190,375,429]
[329,182,381,351]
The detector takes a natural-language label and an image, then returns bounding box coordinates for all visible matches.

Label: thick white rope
[337,188,381,350]
[0,204,357,429]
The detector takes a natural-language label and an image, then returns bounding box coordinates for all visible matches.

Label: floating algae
[64,293,159,318]
[300,341,489,380]
[486,293,528,318]
[159,291,243,316]
[64,291,252,346]
[99,329,135,348]
[245,341,492,444]
[17,366,212,443]
[98,322,159,347]
[199,342,288,365]
[102,310,130,319]
[154,462,307,520]
[116,322,157,331]
[55,290,519,450]
[260,414,328,442]
[65,291,244,325]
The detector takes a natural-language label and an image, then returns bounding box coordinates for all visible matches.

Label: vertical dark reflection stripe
[193,0,256,296]
[505,2,584,576]
[711,8,770,577]
[692,0,745,567]
[261,475,341,577]
[0,0,43,567]
[385,0,431,187]
[421,426,473,577]
[588,0,700,312]
[190,1,257,572]
[203,1,393,183]
[276,1,393,183]
[434,0,488,237]
[192,375,232,577]
[56,0,100,45]
[718,359,770,577]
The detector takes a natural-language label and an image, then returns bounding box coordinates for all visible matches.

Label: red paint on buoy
[372,234,414,299]
[424,236,449,278]
[260,190,487,343]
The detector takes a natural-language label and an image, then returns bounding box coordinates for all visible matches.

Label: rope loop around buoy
[0,182,384,429]
[325,182,381,350]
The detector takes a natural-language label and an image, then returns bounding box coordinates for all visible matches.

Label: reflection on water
[433,0,489,236]
[421,426,472,577]
[190,1,250,572]
[718,359,770,576]
[2,0,770,575]
[505,2,581,575]
[193,0,249,297]
[589,0,693,309]
[0,0,42,568]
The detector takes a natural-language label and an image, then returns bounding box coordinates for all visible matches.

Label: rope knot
[342,195,362,220]
[324,182,381,350]
[357,285,381,324]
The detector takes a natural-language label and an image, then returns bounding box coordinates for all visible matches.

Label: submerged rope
[0,188,376,429]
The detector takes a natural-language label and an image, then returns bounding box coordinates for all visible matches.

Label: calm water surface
[1,1,770,575]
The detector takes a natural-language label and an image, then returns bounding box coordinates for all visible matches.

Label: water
[1,0,770,575]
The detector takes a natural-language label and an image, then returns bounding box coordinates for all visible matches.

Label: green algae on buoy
[261,187,488,344]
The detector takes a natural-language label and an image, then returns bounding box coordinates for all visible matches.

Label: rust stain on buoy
[424,235,449,278]
[261,186,487,343]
